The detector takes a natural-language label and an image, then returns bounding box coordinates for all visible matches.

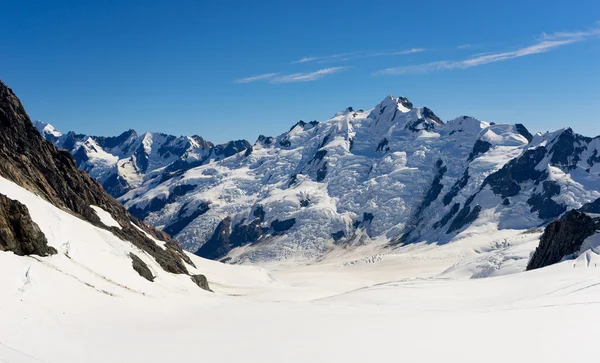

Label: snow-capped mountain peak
[33,120,63,138]
[34,94,600,265]
[34,123,251,198]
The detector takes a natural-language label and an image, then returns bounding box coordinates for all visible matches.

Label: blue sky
[1,0,599,143]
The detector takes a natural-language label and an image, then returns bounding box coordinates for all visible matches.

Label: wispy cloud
[293,48,426,64]
[293,53,354,64]
[376,25,600,76]
[540,25,600,41]
[457,44,472,49]
[235,67,347,84]
[271,67,347,83]
[234,73,279,83]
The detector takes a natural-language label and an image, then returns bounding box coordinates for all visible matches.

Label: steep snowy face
[33,122,251,197]
[1,80,208,288]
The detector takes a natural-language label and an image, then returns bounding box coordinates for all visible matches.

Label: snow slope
[2,159,599,363]
[1,205,599,362]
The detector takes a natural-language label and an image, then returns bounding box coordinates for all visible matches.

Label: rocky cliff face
[0,80,203,281]
[527,200,600,270]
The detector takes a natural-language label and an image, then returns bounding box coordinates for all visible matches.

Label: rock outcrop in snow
[527,199,600,270]
[0,193,57,256]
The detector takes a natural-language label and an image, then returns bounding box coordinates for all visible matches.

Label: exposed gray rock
[0,193,57,256]
[527,210,600,270]
[190,274,212,291]
[129,252,154,282]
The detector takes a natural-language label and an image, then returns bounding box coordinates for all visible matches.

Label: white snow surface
[90,205,121,229]
[2,174,600,362]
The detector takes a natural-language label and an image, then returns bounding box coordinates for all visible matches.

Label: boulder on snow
[0,193,57,256]
[129,252,154,282]
[191,274,212,291]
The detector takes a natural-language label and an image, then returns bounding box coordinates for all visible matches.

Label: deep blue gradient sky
[2,0,599,143]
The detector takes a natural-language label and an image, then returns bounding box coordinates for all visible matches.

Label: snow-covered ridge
[33,121,251,198]
[39,96,600,264]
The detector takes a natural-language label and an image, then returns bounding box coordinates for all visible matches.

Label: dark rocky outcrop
[257,135,275,146]
[527,210,600,270]
[129,252,154,282]
[102,173,130,198]
[549,128,590,170]
[376,138,389,152]
[195,217,233,260]
[422,107,444,125]
[433,203,461,229]
[580,198,600,214]
[0,80,193,275]
[527,181,566,220]
[129,197,170,221]
[400,161,447,243]
[0,194,57,256]
[195,206,271,260]
[467,140,492,162]
[214,140,251,158]
[447,205,482,234]
[398,96,413,110]
[163,202,210,237]
[331,230,345,241]
[443,169,469,206]
[406,118,437,132]
[316,163,328,182]
[420,161,447,212]
[191,274,212,291]
[515,124,533,142]
[95,129,137,149]
[483,146,547,198]
[271,218,296,234]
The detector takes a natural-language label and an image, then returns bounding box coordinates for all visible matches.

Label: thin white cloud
[234,73,279,83]
[293,48,426,64]
[457,44,472,49]
[371,48,426,56]
[270,67,347,83]
[376,25,600,76]
[540,25,600,41]
[293,53,355,64]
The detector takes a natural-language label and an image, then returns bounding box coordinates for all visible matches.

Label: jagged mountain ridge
[34,120,251,198]
[41,95,600,263]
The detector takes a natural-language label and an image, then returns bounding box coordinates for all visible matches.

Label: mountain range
[35,95,600,264]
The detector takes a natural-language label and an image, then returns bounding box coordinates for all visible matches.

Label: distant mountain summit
[34,120,251,197]
[39,95,600,265]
